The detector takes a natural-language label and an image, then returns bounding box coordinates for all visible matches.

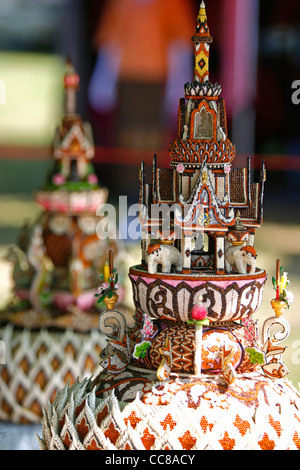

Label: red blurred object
[191,305,208,321]
[64,74,80,89]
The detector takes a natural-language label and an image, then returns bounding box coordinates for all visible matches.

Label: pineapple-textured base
[38,369,300,450]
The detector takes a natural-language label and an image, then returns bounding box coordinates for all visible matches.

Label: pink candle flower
[191,304,208,321]
[176,164,185,174]
[52,174,65,186]
[285,291,294,306]
[224,164,231,174]
[88,174,98,184]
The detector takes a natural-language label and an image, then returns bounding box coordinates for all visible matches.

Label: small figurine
[99,332,131,374]
[225,245,257,275]
[27,225,54,314]
[261,339,289,380]
[146,243,182,274]
[98,309,131,374]
[157,336,173,382]
[220,347,237,385]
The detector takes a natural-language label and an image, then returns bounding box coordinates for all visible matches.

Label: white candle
[194,323,203,376]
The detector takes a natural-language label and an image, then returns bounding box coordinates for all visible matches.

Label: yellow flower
[280,272,288,293]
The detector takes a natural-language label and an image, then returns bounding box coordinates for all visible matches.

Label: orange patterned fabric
[178,431,197,450]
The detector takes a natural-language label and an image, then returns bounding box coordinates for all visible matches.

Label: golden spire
[196,1,210,36]
[192,1,213,83]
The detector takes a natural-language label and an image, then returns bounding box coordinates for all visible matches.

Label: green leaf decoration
[245,347,265,365]
[97,294,106,304]
[133,341,151,359]
[282,289,287,298]
[187,319,210,327]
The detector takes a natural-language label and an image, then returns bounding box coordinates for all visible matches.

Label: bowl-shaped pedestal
[129,267,267,324]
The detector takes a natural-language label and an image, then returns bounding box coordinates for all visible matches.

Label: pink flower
[286,290,294,306]
[52,174,65,186]
[191,304,208,321]
[102,282,110,290]
[88,174,98,184]
[176,164,185,174]
[224,164,231,174]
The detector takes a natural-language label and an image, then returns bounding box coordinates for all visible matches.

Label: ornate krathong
[0,60,127,424]
[38,2,300,451]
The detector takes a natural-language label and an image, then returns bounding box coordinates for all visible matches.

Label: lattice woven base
[38,371,300,450]
[0,323,106,423]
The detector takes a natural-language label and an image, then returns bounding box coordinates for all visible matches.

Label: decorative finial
[195,1,211,37]
[64,58,80,89]
[234,210,246,230]
[64,58,80,115]
[95,255,119,310]
[271,261,294,314]
[196,2,212,38]
[192,1,213,83]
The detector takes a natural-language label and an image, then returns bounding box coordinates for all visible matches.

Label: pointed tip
[195,0,211,38]
[198,0,207,17]
[64,57,80,92]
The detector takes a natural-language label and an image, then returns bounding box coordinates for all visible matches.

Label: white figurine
[146,243,183,274]
[225,245,257,275]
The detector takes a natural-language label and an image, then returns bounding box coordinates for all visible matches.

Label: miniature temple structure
[14,59,114,314]
[0,60,125,424]
[127,1,268,356]
[139,3,265,276]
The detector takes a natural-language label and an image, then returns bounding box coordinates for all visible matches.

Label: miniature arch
[190,100,217,140]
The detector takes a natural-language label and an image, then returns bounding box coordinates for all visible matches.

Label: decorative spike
[36,434,47,451]
[67,392,75,422]
[193,1,213,83]
[50,432,66,450]
[87,386,96,412]
[196,1,210,36]
[84,400,97,428]
[64,412,80,443]
[50,408,59,434]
